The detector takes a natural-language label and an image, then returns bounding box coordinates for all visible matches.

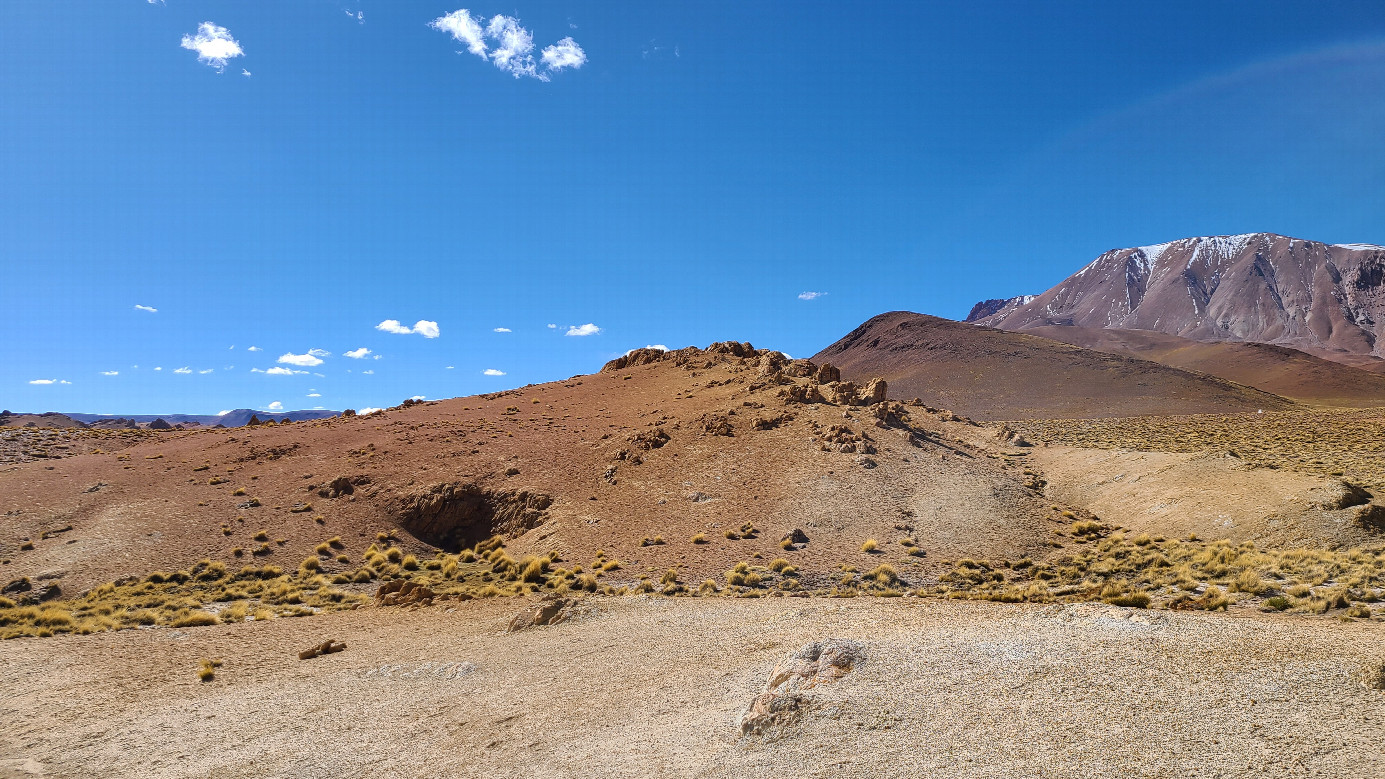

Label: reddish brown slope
[0,343,1066,593]
[813,312,1294,421]
[1024,325,1385,407]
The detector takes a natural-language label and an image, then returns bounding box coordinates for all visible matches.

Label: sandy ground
[1,596,1380,779]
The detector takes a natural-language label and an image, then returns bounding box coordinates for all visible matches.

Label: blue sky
[3,1,1385,414]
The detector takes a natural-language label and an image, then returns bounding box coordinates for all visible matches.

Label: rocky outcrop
[740,639,867,736]
[374,580,435,607]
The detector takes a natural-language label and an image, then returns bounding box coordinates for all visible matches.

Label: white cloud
[154,367,162,371]
[247,346,262,352]
[625,345,668,356]
[241,69,252,78]
[798,291,826,301]
[28,379,70,385]
[266,401,283,411]
[483,368,506,376]
[410,395,426,401]
[278,351,324,367]
[542,37,587,71]
[358,407,383,416]
[134,304,157,313]
[362,369,375,375]
[101,370,119,376]
[376,319,440,338]
[307,393,321,398]
[493,327,512,333]
[180,22,245,73]
[217,410,231,416]
[308,348,330,358]
[373,354,381,360]
[430,10,584,81]
[565,323,601,336]
[445,365,455,370]
[199,369,214,374]
[261,367,307,376]
[344,347,372,359]
[546,323,557,329]
[173,367,192,374]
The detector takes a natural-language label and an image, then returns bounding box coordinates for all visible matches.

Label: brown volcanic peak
[1025,325,1385,408]
[969,233,1385,366]
[0,342,1067,592]
[812,312,1293,421]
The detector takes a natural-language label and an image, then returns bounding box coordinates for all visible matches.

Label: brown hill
[1023,325,1385,407]
[0,342,1069,593]
[812,312,1294,421]
[969,234,1385,368]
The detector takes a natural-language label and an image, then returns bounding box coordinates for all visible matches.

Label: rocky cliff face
[968,234,1385,361]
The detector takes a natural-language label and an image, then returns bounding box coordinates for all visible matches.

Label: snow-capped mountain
[967,233,1385,362]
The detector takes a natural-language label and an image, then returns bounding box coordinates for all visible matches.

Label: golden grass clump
[861,539,878,553]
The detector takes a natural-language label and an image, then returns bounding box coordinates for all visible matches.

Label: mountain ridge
[968,233,1385,368]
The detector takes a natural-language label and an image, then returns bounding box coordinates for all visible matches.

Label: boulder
[507,595,573,632]
[1310,480,1372,511]
[298,640,347,660]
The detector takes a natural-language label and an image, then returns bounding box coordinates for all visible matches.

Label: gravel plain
[1,596,1381,778]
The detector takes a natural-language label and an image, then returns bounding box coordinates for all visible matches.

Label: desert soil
[1,595,1380,779]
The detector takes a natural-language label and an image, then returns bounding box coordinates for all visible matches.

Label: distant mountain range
[967,233,1385,371]
[0,409,339,429]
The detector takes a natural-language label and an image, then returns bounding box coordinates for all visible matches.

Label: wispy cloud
[134,304,157,313]
[344,347,372,359]
[307,393,322,398]
[266,401,283,411]
[180,22,244,73]
[483,368,506,376]
[798,291,826,301]
[546,324,557,329]
[430,10,585,81]
[254,367,307,376]
[199,369,214,375]
[28,379,71,385]
[247,346,262,352]
[565,323,601,336]
[493,327,512,333]
[376,319,440,338]
[362,369,375,375]
[278,351,325,367]
[241,69,252,78]
[173,367,192,374]
[101,371,119,376]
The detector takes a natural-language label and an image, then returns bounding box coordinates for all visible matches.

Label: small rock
[298,640,347,660]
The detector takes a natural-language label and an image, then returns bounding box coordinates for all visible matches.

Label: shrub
[861,539,878,553]
[253,530,269,542]
[1263,596,1291,612]
[299,557,321,574]
[661,568,678,585]
[401,554,419,571]
[769,558,790,572]
[1105,592,1151,608]
[867,564,898,585]
[198,658,220,682]
[692,533,708,544]
[780,538,794,550]
[232,488,247,496]
[726,571,747,587]
[724,530,740,540]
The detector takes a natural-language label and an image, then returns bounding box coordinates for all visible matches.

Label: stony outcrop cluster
[740,639,867,736]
